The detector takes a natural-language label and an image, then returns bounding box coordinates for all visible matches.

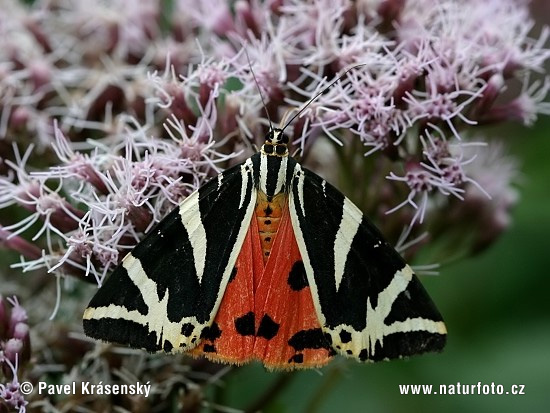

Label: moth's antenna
[244,47,274,133]
[280,64,365,133]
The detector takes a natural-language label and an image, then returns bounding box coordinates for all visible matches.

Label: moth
[83,117,447,368]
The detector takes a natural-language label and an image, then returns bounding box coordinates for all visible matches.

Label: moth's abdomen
[255,191,287,264]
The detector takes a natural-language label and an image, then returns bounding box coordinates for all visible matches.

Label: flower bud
[235,1,260,37]
[2,339,23,366]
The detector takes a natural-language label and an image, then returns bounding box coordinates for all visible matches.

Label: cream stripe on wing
[239,159,253,209]
[83,254,185,347]
[179,190,207,284]
[363,265,446,355]
[275,156,287,194]
[259,153,268,195]
[334,197,362,291]
[294,164,306,216]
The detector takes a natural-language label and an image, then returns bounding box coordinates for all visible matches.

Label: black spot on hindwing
[287,260,308,291]
[235,312,255,336]
[288,354,304,364]
[257,314,279,340]
[288,328,332,351]
[203,344,216,353]
[201,322,222,341]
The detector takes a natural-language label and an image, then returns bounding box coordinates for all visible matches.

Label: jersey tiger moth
[83,121,447,369]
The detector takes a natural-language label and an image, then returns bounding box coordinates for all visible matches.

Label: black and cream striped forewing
[83,158,258,353]
[288,164,447,362]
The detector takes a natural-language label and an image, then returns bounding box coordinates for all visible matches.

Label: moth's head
[262,128,289,157]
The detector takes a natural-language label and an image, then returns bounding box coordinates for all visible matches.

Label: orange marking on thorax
[255,191,287,264]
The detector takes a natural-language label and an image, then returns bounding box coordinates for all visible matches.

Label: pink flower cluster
[0,0,548,289]
[0,296,29,413]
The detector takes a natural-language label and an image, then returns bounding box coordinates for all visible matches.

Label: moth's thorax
[255,191,287,264]
[258,153,288,197]
[258,128,291,198]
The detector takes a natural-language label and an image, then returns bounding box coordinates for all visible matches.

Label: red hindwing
[191,204,333,369]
